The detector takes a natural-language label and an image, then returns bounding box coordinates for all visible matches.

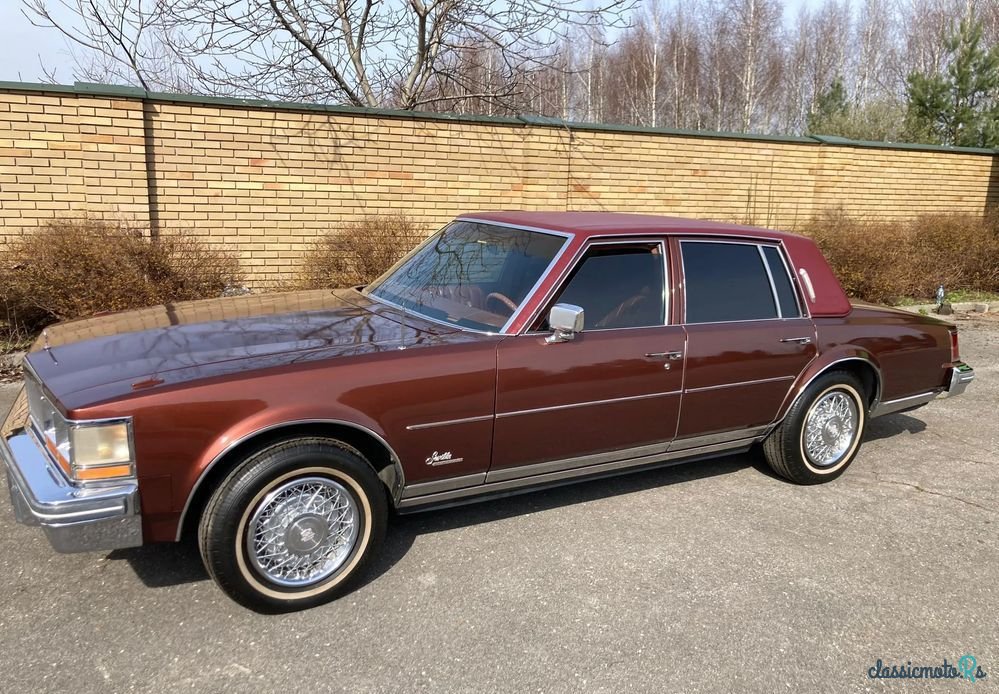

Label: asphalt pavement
[1,316,997,693]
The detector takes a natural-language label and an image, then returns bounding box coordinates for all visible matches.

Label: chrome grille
[23,368,50,434]
[21,364,70,465]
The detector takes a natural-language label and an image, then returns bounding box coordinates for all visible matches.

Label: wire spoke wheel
[246,476,360,587]
[802,390,859,468]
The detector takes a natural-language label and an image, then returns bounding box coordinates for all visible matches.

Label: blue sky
[0,0,827,85]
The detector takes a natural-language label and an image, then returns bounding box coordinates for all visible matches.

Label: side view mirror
[545,303,584,344]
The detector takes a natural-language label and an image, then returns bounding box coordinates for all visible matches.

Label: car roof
[457,211,798,241]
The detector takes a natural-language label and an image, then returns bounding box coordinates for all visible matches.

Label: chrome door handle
[645,350,683,359]
[779,337,812,344]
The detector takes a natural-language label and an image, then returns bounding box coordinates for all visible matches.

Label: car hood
[25,289,457,410]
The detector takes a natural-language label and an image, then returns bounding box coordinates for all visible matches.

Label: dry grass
[0,217,243,336]
[288,216,424,290]
[797,212,999,304]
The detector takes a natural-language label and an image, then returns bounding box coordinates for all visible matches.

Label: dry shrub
[290,215,424,289]
[797,211,999,303]
[0,217,243,333]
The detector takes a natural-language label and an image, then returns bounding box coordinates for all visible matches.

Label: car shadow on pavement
[106,454,755,591]
[863,412,926,442]
[106,538,208,587]
[390,453,755,536]
[106,414,926,592]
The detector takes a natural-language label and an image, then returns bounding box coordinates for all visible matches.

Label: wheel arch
[176,419,404,541]
[775,352,883,426]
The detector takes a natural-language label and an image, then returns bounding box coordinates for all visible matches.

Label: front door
[491,239,685,477]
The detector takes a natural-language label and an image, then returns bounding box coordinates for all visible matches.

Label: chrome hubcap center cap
[823,419,842,443]
[285,514,329,554]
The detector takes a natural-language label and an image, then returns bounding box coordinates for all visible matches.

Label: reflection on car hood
[25,289,456,409]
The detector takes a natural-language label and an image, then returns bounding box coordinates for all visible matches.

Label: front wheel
[763,370,868,484]
[198,437,387,613]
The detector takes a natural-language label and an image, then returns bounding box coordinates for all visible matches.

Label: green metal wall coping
[808,133,997,155]
[1,79,996,156]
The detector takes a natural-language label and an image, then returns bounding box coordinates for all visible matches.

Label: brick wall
[1,82,996,287]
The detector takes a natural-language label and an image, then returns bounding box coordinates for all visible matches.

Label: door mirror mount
[545,303,584,344]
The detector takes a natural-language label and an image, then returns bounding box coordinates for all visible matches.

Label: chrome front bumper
[2,430,142,553]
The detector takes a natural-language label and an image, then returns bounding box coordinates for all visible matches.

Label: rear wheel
[763,370,867,484]
[198,437,387,613]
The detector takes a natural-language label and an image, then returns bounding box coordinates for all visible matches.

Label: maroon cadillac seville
[1,212,975,611]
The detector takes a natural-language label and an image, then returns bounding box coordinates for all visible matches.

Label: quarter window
[761,245,802,318]
[681,241,778,323]
[542,244,666,330]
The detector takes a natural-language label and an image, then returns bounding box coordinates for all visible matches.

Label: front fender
[171,401,400,541]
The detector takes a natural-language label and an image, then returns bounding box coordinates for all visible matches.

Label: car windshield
[365,221,568,332]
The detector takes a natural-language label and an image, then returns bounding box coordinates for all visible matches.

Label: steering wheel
[485,292,518,315]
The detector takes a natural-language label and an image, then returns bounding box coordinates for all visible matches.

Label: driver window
[541,244,666,330]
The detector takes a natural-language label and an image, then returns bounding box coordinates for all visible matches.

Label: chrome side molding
[870,391,939,418]
[396,433,761,510]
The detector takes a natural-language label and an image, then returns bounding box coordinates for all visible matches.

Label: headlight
[71,422,134,481]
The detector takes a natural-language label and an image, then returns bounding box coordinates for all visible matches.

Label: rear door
[673,239,816,448]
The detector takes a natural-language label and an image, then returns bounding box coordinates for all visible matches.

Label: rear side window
[761,246,801,318]
[681,242,777,323]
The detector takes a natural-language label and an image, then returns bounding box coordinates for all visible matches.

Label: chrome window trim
[518,236,671,335]
[684,375,794,394]
[175,418,407,541]
[522,323,683,337]
[405,414,494,431]
[757,244,783,319]
[496,389,681,419]
[673,316,810,327]
[363,219,573,336]
[453,217,576,239]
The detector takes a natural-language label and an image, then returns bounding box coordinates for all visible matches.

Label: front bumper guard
[2,430,141,553]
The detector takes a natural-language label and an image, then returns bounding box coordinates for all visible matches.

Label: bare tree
[23,0,190,90]
[663,0,702,129]
[854,0,898,104]
[779,7,812,133]
[21,0,999,141]
[24,0,634,110]
[726,0,785,131]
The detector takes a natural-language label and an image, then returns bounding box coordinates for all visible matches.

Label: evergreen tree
[905,18,999,147]
[807,78,849,134]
